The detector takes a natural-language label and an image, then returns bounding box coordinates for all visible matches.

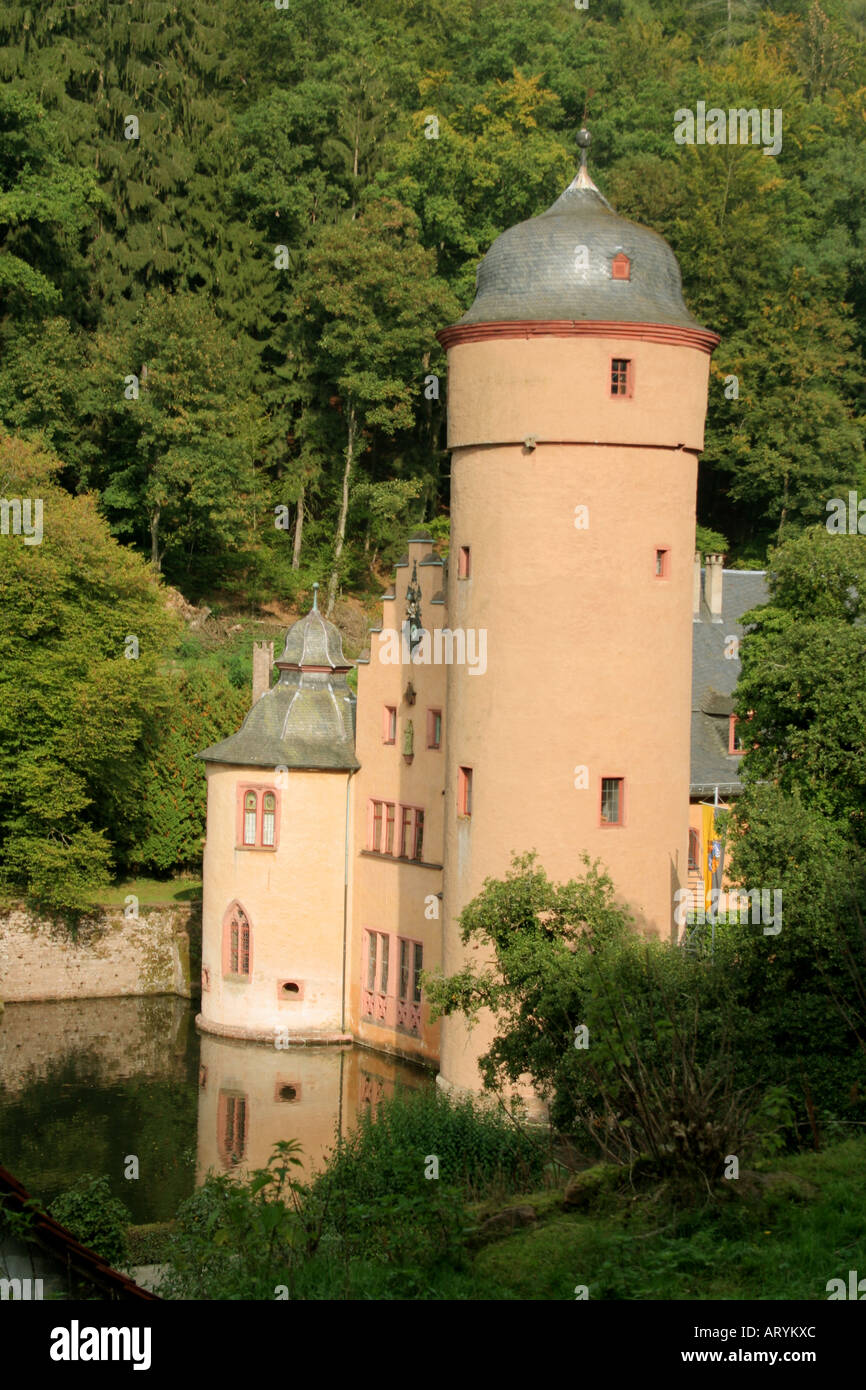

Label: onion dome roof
[198,586,359,771]
[456,131,705,332]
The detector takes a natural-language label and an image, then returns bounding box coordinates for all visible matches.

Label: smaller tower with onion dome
[197,587,359,1043]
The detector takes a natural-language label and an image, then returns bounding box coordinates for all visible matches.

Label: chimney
[705,554,724,623]
[252,640,274,704]
[693,551,702,622]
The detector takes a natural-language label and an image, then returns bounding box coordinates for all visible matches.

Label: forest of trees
[0,0,864,907]
[0,0,863,598]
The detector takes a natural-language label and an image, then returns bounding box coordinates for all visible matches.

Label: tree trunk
[292,483,304,570]
[327,403,355,617]
[150,506,161,572]
[777,472,789,546]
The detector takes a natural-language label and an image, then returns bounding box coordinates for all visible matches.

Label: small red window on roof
[611,253,631,281]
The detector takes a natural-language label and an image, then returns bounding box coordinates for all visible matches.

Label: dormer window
[611,253,631,280]
[729,715,746,755]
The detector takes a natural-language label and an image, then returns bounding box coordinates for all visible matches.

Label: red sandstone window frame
[611,253,631,281]
[365,929,391,998]
[427,708,442,750]
[654,546,671,579]
[600,776,625,827]
[383,705,397,744]
[399,804,425,860]
[458,766,473,817]
[610,358,633,398]
[368,799,424,860]
[458,545,471,579]
[222,901,253,979]
[397,936,424,1005]
[236,785,281,850]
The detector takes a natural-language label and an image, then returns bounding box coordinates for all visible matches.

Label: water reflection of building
[196,1035,428,1183]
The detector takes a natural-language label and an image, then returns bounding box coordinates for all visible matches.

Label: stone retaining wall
[0,904,196,1003]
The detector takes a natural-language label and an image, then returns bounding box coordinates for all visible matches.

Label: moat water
[0,996,430,1225]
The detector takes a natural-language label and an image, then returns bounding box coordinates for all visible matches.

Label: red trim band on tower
[436,320,720,354]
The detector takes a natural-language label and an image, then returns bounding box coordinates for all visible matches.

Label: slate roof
[456,165,707,331]
[691,569,768,796]
[199,607,359,771]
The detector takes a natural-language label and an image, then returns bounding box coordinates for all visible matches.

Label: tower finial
[312,582,319,612]
[577,125,591,171]
[573,124,601,193]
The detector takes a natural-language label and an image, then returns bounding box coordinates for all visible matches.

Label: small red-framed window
[458,546,471,579]
[365,929,390,997]
[223,901,252,979]
[238,785,280,848]
[383,705,397,744]
[427,708,442,750]
[600,777,624,826]
[688,827,701,872]
[398,937,423,1004]
[398,805,424,861]
[611,253,631,280]
[368,799,397,853]
[243,790,257,845]
[655,547,670,579]
[729,715,746,755]
[262,791,276,846]
[458,766,473,817]
[610,358,632,397]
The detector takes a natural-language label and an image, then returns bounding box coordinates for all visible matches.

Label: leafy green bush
[49,1175,132,1267]
[319,1085,547,1206]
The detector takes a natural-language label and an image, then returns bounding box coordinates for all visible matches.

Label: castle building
[197,137,744,1097]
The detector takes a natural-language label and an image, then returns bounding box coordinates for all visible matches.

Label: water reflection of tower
[196,1035,427,1183]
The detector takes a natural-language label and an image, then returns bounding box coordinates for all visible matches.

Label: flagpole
[717,783,722,956]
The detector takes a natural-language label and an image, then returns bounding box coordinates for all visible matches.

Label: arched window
[243,791,257,845]
[223,902,252,979]
[262,791,276,846]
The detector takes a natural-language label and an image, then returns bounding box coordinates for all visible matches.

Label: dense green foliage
[49,1174,132,1268]
[0,0,862,598]
[162,1090,547,1299]
[426,851,866,1149]
[0,435,248,907]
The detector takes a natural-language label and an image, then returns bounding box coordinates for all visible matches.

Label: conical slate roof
[456,157,704,331]
[198,596,359,771]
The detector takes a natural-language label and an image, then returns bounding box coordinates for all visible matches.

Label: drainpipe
[341,770,354,1034]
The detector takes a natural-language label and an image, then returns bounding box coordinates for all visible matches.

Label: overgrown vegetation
[49,1174,132,1268]
[161,1090,549,1300]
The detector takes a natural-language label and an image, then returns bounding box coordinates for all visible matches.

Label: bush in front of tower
[425,850,856,1194]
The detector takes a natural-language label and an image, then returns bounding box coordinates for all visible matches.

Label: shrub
[49,1175,132,1268]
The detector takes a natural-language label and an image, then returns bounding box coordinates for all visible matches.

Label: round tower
[436,134,719,1096]
[197,591,359,1044]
